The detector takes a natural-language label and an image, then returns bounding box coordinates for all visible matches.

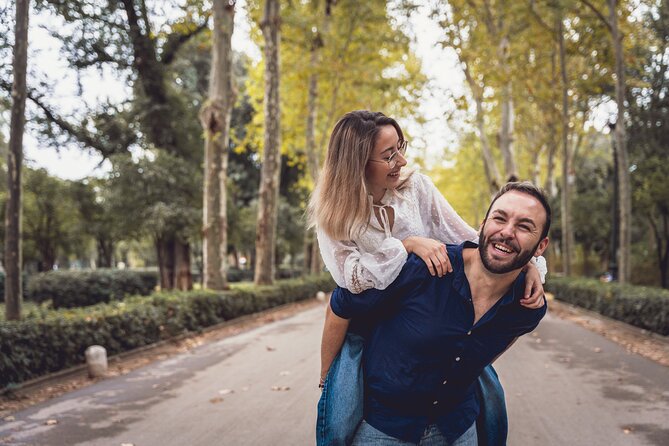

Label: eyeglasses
[368,140,408,169]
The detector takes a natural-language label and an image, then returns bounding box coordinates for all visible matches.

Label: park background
[1,0,668,389]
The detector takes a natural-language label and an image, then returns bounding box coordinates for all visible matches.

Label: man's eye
[519,225,531,231]
[493,216,505,222]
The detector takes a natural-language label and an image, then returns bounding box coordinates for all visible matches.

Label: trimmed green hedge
[545,277,669,336]
[25,269,159,308]
[0,274,335,389]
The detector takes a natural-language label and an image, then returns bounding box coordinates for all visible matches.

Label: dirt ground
[1,294,667,419]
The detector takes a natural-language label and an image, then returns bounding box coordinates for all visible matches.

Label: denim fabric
[316,332,365,446]
[475,365,507,446]
[351,420,478,446]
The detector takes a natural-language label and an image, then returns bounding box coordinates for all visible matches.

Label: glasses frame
[368,139,408,169]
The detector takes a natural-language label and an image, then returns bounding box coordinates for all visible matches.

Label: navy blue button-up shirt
[330,241,547,443]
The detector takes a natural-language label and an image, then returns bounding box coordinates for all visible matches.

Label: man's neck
[462,246,522,324]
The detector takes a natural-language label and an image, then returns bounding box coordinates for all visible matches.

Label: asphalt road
[1,302,668,446]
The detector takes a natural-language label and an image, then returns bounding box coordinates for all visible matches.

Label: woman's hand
[521,261,546,309]
[402,236,452,277]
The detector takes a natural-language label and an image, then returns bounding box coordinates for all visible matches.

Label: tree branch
[160,17,211,65]
[0,78,130,158]
[579,0,613,33]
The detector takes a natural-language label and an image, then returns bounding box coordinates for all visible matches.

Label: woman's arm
[320,305,350,384]
[317,228,408,293]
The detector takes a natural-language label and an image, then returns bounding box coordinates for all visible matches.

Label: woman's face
[364,125,407,201]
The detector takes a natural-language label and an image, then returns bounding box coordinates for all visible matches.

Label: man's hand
[521,261,545,309]
[402,236,452,277]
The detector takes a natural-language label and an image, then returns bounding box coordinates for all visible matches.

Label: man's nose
[498,222,515,239]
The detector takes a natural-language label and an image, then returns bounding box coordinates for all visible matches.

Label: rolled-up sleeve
[330,255,430,319]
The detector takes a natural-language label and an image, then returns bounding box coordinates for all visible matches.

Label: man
[323,182,551,445]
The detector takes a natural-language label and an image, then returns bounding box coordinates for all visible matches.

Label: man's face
[479,191,549,274]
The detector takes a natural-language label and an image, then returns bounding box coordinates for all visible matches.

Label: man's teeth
[494,243,512,253]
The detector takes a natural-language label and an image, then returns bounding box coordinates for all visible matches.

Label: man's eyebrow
[518,217,537,228]
[491,209,537,228]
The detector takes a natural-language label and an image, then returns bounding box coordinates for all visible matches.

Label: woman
[310,110,546,445]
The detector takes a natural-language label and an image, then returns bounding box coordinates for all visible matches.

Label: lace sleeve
[317,228,408,294]
[414,173,479,244]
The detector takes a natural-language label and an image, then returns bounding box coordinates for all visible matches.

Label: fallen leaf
[45,419,58,426]
[4,416,15,422]
[218,389,234,395]
[623,427,634,434]
[209,397,224,404]
[279,371,291,376]
[121,443,135,446]
[270,386,291,391]
[593,347,602,353]
[241,386,249,391]
[535,338,542,343]
[266,346,276,352]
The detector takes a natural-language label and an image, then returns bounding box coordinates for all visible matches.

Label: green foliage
[545,277,669,336]
[0,274,335,388]
[26,269,158,309]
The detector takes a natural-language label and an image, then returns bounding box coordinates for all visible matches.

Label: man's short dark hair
[483,181,552,239]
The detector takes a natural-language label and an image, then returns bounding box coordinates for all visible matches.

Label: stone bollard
[85,345,108,379]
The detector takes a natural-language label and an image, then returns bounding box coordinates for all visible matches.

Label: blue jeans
[351,421,478,446]
[316,332,365,446]
[316,334,506,446]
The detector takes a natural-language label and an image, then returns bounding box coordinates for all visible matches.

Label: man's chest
[369,292,524,374]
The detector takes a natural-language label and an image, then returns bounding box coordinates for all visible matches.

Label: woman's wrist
[401,236,414,253]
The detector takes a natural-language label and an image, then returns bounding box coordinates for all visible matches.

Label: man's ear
[534,237,549,257]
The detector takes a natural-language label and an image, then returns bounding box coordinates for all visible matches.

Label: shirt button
[455,357,461,362]
[433,400,439,405]
[442,380,448,385]
[467,330,472,335]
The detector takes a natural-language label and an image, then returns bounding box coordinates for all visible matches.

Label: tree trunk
[5,0,29,321]
[156,234,192,290]
[201,1,235,290]
[498,37,518,181]
[460,58,501,193]
[97,238,114,268]
[304,2,332,276]
[609,0,632,283]
[648,213,669,289]
[156,235,175,290]
[544,49,559,197]
[174,239,192,291]
[254,0,282,285]
[558,14,575,276]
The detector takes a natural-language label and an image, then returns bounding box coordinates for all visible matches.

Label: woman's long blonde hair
[308,110,410,241]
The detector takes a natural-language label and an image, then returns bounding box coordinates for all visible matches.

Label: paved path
[1,302,668,446]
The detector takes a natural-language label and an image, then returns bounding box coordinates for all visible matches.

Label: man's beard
[479,228,540,274]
